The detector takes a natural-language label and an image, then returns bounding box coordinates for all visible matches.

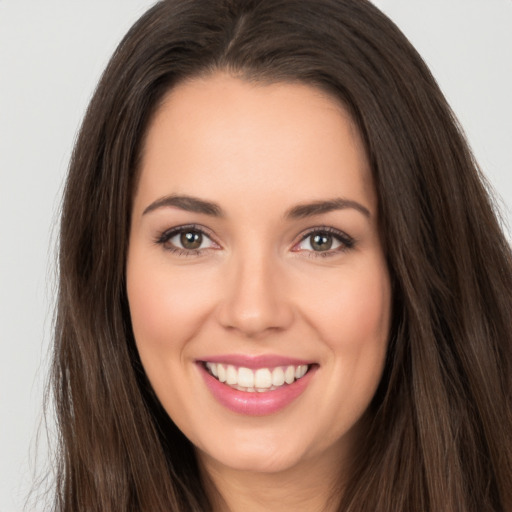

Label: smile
[198,357,317,416]
[204,362,310,392]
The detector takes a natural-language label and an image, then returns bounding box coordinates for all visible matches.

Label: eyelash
[293,226,355,258]
[154,224,218,256]
[154,224,355,257]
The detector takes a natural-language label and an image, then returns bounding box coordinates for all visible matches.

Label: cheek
[126,251,214,358]
[301,261,391,435]
[302,261,391,349]
[301,257,390,408]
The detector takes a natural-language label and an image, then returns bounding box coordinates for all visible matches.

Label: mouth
[197,358,317,415]
[202,362,311,393]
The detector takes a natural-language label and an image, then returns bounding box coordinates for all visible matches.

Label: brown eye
[293,228,354,256]
[157,226,218,254]
[180,230,203,249]
[310,233,333,251]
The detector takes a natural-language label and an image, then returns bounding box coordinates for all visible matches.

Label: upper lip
[197,354,314,369]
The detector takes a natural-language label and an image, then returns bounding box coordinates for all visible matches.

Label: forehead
[136,73,375,215]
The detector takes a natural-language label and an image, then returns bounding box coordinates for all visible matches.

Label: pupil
[311,233,332,251]
[180,231,202,249]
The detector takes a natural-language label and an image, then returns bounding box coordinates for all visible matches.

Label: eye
[174,230,205,250]
[293,228,354,255]
[155,225,219,254]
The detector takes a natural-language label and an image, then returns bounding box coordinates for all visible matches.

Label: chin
[202,444,306,474]
[193,422,329,476]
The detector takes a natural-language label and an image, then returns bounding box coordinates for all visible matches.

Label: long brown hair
[51,0,512,510]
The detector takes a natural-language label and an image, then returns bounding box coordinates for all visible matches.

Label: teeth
[206,362,218,377]
[238,367,254,388]
[284,366,295,384]
[205,362,310,392]
[295,365,308,379]
[226,365,237,385]
[255,368,272,388]
[217,363,226,383]
[272,367,285,386]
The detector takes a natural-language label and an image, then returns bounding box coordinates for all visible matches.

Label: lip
[197,358,318,416]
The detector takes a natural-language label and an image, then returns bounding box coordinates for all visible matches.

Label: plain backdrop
[1,1,511,510]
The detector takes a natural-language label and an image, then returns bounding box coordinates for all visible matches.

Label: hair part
[52,0,512,510]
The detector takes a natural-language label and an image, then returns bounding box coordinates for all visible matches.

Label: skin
[126,73,391,511]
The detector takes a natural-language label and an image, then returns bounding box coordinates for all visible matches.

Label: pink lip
[198,354,312,369]
[197,361,317,416]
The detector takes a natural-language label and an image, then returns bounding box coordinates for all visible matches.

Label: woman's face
[126,74,391,477]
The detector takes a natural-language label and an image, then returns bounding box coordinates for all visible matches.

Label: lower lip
[198,364,316,416]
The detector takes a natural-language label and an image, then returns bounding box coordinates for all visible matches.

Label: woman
[51,0,512,510]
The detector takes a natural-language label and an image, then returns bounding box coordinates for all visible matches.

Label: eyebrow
[142,194,370,219]
[285,198,371,219]
[142,194,223,216]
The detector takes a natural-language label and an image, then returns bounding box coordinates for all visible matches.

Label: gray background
[1,1,511,510]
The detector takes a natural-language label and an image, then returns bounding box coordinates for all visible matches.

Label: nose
[216,251,294,338]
